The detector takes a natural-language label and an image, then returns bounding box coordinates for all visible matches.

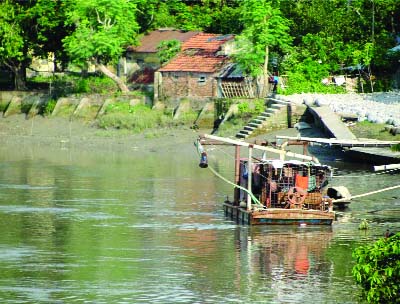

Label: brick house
[124,29,199,84]
[154,33,235,104]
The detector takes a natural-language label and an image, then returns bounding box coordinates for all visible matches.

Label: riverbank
[0,114,304,159]
[0,115,202,153]
[280,91,400,127]
[2,90,400,153]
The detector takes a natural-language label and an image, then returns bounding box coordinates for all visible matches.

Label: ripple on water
[68,212,122,221]
[128,222,238,231]
[0,184,54,190]
[0,205,77,214]
[0,246,37,261]
[0,285,63,303]
[51,198,119,203]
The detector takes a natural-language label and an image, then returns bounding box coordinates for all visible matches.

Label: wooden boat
[196,134,338,225]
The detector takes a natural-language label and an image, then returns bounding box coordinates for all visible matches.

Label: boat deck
[223,202,335,225]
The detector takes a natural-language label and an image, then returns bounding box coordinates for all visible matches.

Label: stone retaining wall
[277,92,400,127]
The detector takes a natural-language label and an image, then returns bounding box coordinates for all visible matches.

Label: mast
[234,145,241,204]
[247,145,253,211]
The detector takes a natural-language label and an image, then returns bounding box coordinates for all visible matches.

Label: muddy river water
[0,134,399,303]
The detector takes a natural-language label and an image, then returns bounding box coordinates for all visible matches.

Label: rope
[207,165,262,205]
[333,183,400,203]
[195,139,262,206]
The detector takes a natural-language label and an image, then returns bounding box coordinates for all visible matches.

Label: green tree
[0,0,70,90]
[233,0,292,97]
[353,233,400,303]
[202,0,242,34]
[0,1,26,89]
[63,0,139,92]
[135,0,202,32]
[157,39,181,65]
[279,0,400,92]
[136,0,242,34]
[28,0,71,72]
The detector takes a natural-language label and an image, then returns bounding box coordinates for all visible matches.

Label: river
[0,134,399,303]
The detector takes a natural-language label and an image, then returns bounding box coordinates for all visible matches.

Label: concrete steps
[235,98,291,139]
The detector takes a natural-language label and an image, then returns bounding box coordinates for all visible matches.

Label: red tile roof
[128,29,200,53]
[159,54,229,73]
[182,33,234,52]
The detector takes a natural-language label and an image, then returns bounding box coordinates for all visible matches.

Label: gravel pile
[278,92,400,127]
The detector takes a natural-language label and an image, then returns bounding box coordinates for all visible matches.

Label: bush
[29,74,119,97]
[215,98,234,117]
[98,103,188,131]
[391,143,400,152]
[352,233,400,303]
[284,71,346,95]
[44,99,57,115]
[237,101,250,114]
[237,99,265,115]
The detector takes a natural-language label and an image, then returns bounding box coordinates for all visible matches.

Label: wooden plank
[276,135,400,147]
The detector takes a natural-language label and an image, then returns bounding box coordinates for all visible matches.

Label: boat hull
[223,202,335,225]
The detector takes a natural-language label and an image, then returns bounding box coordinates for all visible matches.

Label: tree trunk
[9,61,27,91]
[261,45,269,98]
[95,61,130,92]
[368,66,374,93]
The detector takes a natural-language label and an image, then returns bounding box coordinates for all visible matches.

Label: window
[198,76,206,84]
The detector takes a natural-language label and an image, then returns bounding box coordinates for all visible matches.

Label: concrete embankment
[0,91,153,121]
[279,92,400,127]
[0,91,217,129]
[276,92,400,164]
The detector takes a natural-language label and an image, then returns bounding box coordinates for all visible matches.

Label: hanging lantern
[199,152,208,168]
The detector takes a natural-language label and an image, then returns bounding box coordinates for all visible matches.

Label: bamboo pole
[276,135,400,147]
[247,145,253,211]
[202,134,315,161]
[333,184,400,203]
[234,145,241,204]
[374,164,400,171]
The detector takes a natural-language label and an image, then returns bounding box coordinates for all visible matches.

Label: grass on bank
[349,121,400,141]
[97,102,199,132]
[29,73,119,97]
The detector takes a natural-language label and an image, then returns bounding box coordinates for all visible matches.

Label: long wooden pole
[276,135,400,147]
[202,134,315,161]
[333,184,400,203]
[374,164,400,171]
[234,145,240,204]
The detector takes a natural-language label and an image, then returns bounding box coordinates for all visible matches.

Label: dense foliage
[353,233,400,303]
[157,39,181,65]
[1,0,400,92]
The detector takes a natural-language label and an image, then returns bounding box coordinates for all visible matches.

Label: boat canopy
[257,159,331,171]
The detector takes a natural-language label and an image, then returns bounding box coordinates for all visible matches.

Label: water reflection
[229,227,340,303]
[0,140,398,303]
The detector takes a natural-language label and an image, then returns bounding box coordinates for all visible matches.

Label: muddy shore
[0,115,302,155]
[0,115,201,152]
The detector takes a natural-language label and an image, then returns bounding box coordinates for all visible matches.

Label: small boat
[196,134,343,225]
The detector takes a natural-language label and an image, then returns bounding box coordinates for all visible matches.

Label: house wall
[160,72,217,101]
[125,52,161,78]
